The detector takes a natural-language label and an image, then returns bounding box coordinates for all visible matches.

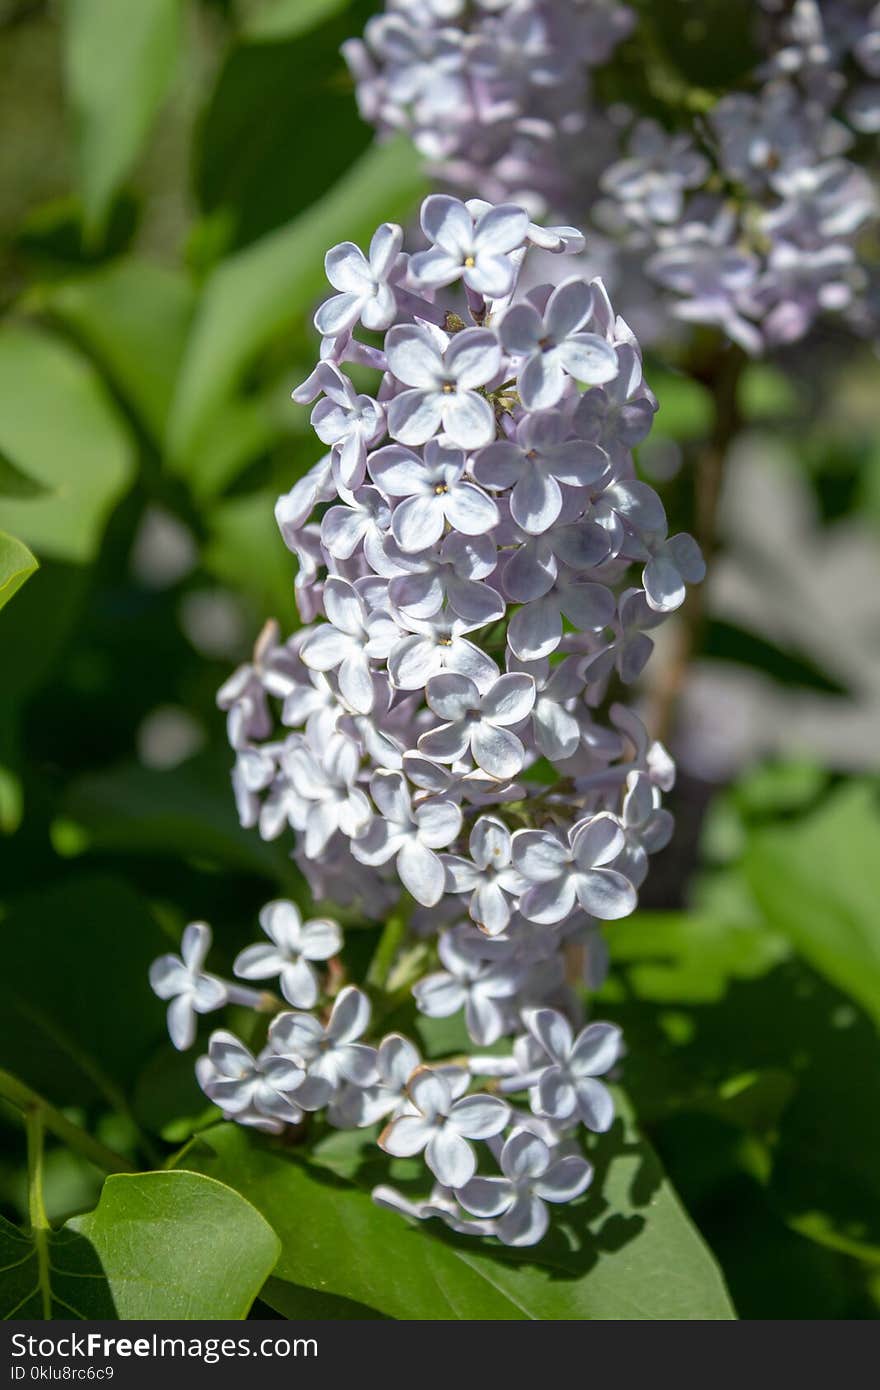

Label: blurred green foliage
[0,0,878,1322]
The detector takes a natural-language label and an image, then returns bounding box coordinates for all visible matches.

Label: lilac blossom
[379,1068,509,1187]
[441,815,527,935]
[500,280,619,410]
[418,670,536,780]
[385,324,502,448]
[512,814,637,924]
[457,1129,593,1245]
[524,1010,622,1132]
[351,769,462,906]
[313,223,403,337]
[414,927,522,1044]
[173,197,707,1250]
[149,923,227,1051]
[233,899,342,1009]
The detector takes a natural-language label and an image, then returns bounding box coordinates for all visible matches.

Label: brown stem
[648,343,746,745]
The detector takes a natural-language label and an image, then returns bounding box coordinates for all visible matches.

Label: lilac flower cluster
[346,0,880,352]
[597,5,878,352]
[151,916,616,1245]
[151,196,694,1246]
[342,0,634,216]
[223,195,691,926]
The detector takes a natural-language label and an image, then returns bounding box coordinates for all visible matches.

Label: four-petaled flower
[442,815,527,935]
[512,813,637,923]
[385,324,502,448]
[195,1031,309,1132]
[270,986,378,1096]
[524,1010,622,1132]
[410,194,529,298]
[473,410,607,535]
[314,223,403,337]
[380,1067,509,1187]
[457,1129,593,1245]
[300,577,399,713]
[418,671,536,780]
[351,769,462,906]
[413,927,521,1044]
[149,922,227,1051]
[310,365,386,490]
[368,439,499,551]
[233,899,342,1009]
[500,280,619,411]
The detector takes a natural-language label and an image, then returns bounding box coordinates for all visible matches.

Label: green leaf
[42,259,196,442]
[197,6,372,249]
[701,619,847,695]
[0,532,38,612]
[0,326,135,564]
[68,1171,280,1320]
[245,0,350,41]
[0,456,47,500]
[178,1121,735,1320]
[203,489,298,626]
[603,911,790,1006]
[744,780,880,1027]
[64,0,181,239]
[0,1212,115,1320]
[0,561,89,701]
[167,136,424,470]
[260,1276,388,1320]
[63,752,301,892]
[0,875,167,1111]
[601,907,880,1267]
[643,367,713,441]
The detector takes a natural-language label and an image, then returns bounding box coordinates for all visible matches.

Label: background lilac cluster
[345,0,880,353]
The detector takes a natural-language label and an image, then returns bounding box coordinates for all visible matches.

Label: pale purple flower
[457,1129,592,1245]
[508,654,585,760]
[643,532,706,613]
[506,571,615,661]
[385,324,502,448]
[149,922,227,1051]
[385,530,504,624]
[269,986,378,1095]
[472,410,608,534]
[282,732,372,857]
[319,486,391,569]
[368,439,499,550]
[233,900,342,1009]
[617,771,674,888]
[372,1181,492,1236]
[500,280,618,411]
[351,769,461,906]
[600,119,710,225]
[410,194,529,297]
[413,927,522,1044]
[195,1031,310,1131]
[573,344,655,461]
[512,813,637,924]
[419,670,536,779]
[442,815,527,935]
[300,577,399,712]
[379,1067,509,1187]
[310,366,386,490]
[314,223,403,337]
[387,611,499,691]
[524,1009,622,1132]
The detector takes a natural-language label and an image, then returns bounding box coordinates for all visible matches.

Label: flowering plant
[345,0,880,352]
[152,195,703,1246]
